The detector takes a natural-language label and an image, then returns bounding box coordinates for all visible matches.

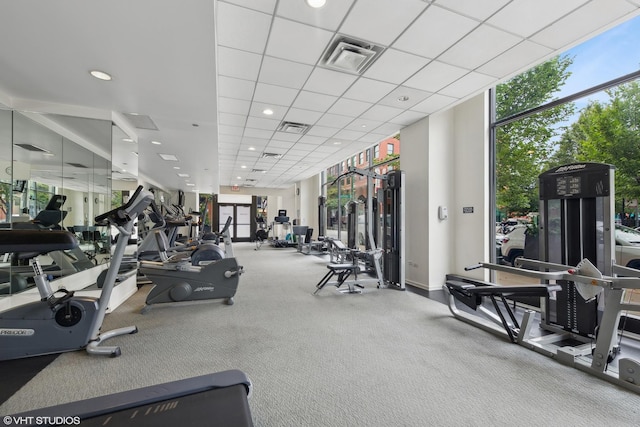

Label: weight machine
[315,167,404,294]
[445,163,640,394]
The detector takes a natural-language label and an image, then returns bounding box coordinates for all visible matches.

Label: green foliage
[495,55,575,216]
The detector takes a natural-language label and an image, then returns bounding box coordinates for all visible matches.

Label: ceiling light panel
[276,0,354,30]
[487,0,589,38]
[216,2,271,53]
[339,0,428,46]
[393,5,480,59]
[258,56,314,89]
[362,49,431,84]
[217,46,263,81]
[266,17,334,64]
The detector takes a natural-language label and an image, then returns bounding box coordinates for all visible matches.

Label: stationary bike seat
[0,229,78,254]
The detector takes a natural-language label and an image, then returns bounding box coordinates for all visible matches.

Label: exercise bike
[138,207,244,313]
[0,186,154,361]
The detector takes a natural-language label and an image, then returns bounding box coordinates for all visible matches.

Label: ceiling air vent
[14,143,50,153]
[66,162,88,168]
[277,121,310,135]
[252,169,267,173]
[262,152,283,159]
[320,35,383,74]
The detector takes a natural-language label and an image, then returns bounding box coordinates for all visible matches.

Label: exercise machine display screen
[555,175,581,196]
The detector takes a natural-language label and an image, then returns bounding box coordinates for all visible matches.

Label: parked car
[499,223,640,268]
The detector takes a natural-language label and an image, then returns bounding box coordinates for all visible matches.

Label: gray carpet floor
[2,242,640,426]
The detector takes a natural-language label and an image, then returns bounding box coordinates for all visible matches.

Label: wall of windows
[492,14,640,308]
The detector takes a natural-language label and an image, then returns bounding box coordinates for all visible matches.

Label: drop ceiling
[0,0,638,192]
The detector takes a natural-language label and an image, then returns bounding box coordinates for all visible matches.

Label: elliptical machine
[138,203,243,313]
[0,186,154,361]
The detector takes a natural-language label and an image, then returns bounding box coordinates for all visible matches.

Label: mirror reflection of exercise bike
[0,186,153,361]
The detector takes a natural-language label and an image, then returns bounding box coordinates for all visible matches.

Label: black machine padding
[0,229,78,253]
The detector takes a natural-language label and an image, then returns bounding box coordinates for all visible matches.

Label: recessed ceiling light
[248,147,256,151]
[262,108,274,116]
[333,141,342,145]
[186,183,195,187]
[241,165,247,169]
[177,173,190,178]
[90,70,112,81]
[397,95,410,102]
[122,138,133,142]
[151,140,162,145]
[173,166,180,170]
[237,176,242,180]
[306,0,326,8]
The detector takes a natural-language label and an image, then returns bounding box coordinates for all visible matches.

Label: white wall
[401,92,489,290]
[297,175,321,238]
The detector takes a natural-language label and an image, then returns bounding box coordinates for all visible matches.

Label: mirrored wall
[0,108,137,296]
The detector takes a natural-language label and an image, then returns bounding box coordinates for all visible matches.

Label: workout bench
[314,263,363,294]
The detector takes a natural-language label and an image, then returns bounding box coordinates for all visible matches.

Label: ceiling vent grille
[252,169,267,173]
[14,143,50,153]
[261,152,283,159]
[320,35,383,74]
[277,121,310,135]
[66,162,88,168]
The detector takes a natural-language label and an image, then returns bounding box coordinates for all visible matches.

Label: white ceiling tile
[219,134,243,144]
[327,98,373,117]
[292,90,338,112]
[267,139,295,149]
[244,128,274,139]
[276,0,355,31]
[272,131,302,142]
[363,49,431,84]
[253,82,299,106]
[358,133,392,144]
[304,126,339,138]
[221,0,277,14]
[315,145,341,153]
[342,78,396,103]
[288,145,316,153]
[219,112,247,127]
[315,113,355,128]
[410,93,458,114]
[378,86,432,109]
[241,138,269,147]
[304,67,358,96]
[435,0,511,21]
[393,5,479,58]
[389,110,426,126]
[345,118,385,132]
[245,116,280,131]
[259,56,314,89]
[477,40,553,78]
[216,2,271,53]
[530,0,638,49]
[249,102,287,120]
[438,71,495,98]
[438,24,522,70]
[284,108,324,124]
[372,122,402,136]
[218,97,251,115]
[487,0,589,38]
[360,104,404,122]
[218,125,245,136]
[333,129,367,141]
[217,47,263,81]
[404,60,469,92]
[217,76,256,100]
[298,135,328,145]
[266,17,334,65]
[340,0,428,46]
